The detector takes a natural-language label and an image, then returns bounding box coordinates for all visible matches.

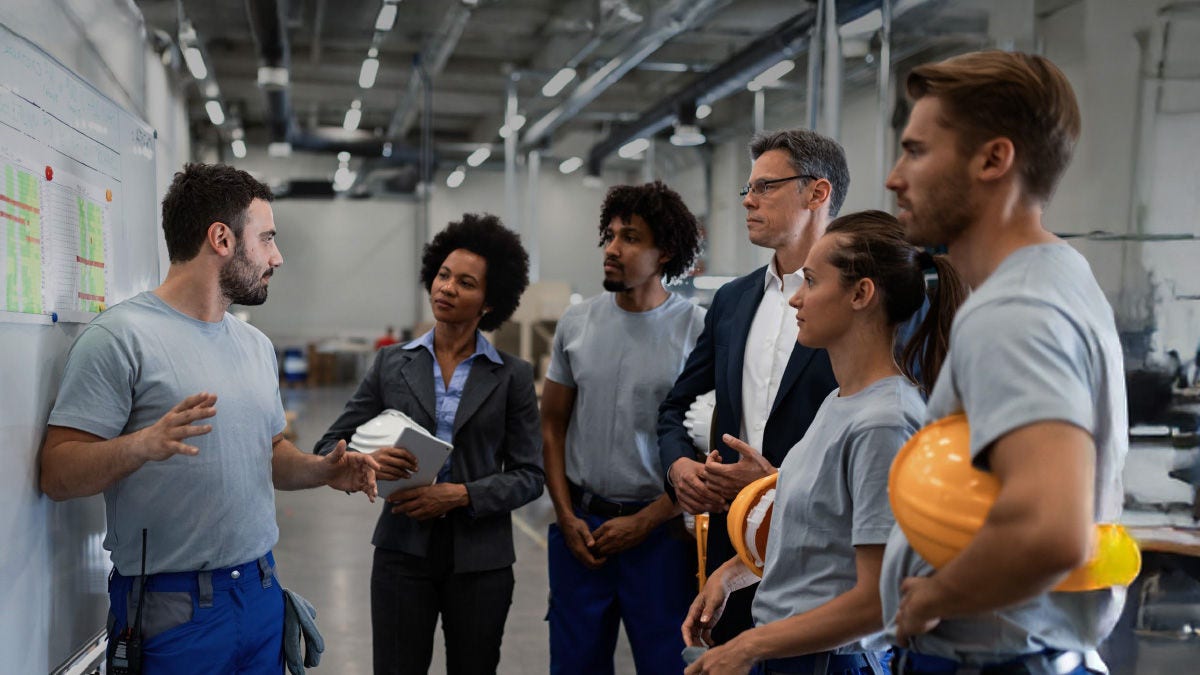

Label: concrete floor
[275,385,1200,675]
[274,385,635,675]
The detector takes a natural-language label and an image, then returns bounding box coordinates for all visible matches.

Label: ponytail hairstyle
[823,210,968,394]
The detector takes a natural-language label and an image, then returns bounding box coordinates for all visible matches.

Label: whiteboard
[0,22,159,674]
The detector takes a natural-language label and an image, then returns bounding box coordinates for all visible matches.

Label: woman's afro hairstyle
[419,213,530,332]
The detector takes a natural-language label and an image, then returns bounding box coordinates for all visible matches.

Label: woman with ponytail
[682,210,967,675]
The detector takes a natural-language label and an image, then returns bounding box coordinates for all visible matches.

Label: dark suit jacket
[657,265,838,573]
[316,343,544,573]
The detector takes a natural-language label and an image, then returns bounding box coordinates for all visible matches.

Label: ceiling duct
[520,0,731,149]
[385,2,474,140]
[244,0,293,145]
[585,0,882,174]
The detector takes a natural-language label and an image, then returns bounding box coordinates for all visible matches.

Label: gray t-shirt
[48,292,286,575]
[752,376,924,647]
[880,244,1129,661]
[547,292,706,502]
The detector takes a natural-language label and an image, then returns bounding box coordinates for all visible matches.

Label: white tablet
[374,426,454,498]
[347,409,455,499]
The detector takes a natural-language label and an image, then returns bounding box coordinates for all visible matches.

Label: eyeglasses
[739,174,819,197]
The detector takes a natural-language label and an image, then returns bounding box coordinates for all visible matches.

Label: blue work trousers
[547,509,695,675]
[107,552,284,674]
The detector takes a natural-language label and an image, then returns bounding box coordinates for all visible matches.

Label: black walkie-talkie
[109,529,147,675]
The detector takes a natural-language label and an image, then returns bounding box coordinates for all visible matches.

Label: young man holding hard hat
[880,51,1130,675]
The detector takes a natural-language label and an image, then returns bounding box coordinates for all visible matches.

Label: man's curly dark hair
[598,181,702,283]
[419,213,530,332]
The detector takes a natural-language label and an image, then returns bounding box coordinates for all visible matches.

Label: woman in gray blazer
[316,214,544,675]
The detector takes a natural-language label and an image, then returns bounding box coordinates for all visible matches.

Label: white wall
[0,2,189,672]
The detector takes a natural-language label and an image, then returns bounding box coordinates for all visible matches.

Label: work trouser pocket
[126,589,195,641]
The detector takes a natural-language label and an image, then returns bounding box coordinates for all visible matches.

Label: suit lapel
[453,359,502,435]
[399,350,437,425]
[727,275,767,430]
[770,344,818,418]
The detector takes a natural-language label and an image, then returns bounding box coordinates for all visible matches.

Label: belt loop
[198,571,214,608]
[258,556,274,589]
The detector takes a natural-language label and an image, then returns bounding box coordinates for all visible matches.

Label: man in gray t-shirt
[541,182,705,674]
[41,164,376,673]
[880,52,1127,672]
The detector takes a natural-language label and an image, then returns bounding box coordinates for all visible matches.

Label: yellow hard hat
[728,473,778,578]
[889,413,1141,592]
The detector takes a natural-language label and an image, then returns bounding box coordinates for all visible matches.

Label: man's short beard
[220,242,269,306]
[602,279,630,293]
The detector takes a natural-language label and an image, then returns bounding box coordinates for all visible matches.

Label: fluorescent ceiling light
[343,107,362,131]
[541,67,577,97]
[257,66,289,88]
[333,166,356,192]
[446,167,466,188]
[840,9,883,37]
[670,124,705,147]
[231,139,247,159]
[748,59,795,91]
[359,58,380,89]
[205,100,225,126]
[267,142,292,157]
[508,113,526,131]
[558,156,583,174]
[183,47,208,80]
[375,3,398,31]
[204,82,219,98]
[466,146,491,167]
[618,137,650,159]
[338,151,351,163]
[695,103,712,120]
[498,125,512,139]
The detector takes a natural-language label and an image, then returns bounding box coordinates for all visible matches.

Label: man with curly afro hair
[541,181,706,673]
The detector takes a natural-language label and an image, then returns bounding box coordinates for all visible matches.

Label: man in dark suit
[658,128,849,644]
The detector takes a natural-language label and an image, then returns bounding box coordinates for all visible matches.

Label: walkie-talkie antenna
[132,529,147,637]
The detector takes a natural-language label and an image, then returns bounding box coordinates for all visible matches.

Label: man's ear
[974,137,1016,185]
[207,221,235,257]
[850,277,877,310]
[807,178,833,212]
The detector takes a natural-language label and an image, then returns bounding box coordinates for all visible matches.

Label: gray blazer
[315,343,544,573]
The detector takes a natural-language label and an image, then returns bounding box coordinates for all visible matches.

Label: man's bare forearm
[271,438,331,490]
[41,427,146,500]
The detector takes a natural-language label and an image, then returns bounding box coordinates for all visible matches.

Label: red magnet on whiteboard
[105,189,113,202]
[45,166,53,181]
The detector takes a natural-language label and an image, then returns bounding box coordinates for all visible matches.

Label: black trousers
[371,522,515,675]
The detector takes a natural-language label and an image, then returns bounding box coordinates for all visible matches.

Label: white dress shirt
[740,260,802,451]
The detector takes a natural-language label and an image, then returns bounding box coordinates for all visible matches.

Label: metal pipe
[244,0,292,144]
[526,149,541,282]
[754,89,765,133]
[584,1,880,174]
[877,0,893,208]
[522,0,730,149]
[642,139,655,183]
[386,3,473,140]
[505,74,520,236]
[806,0,825,130]
[417,58,433,325]
[822,0,842,140]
